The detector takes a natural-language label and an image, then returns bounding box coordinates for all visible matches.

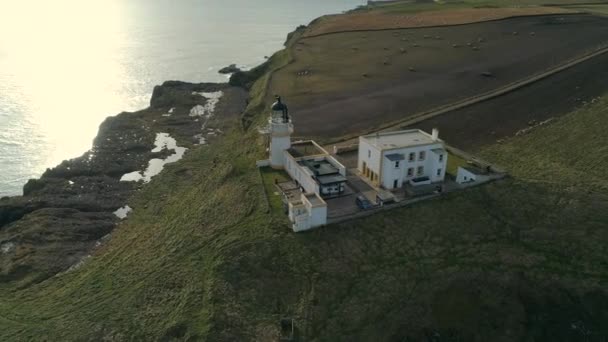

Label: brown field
[269,14,608,143]
[412,50,608,151]
[302,7,576,37]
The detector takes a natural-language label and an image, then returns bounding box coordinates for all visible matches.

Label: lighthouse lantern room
[269,96,293,169]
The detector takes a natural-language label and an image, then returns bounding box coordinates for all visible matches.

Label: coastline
[0,80,248,285]
[0,0,363,285]
[2,2,608,340]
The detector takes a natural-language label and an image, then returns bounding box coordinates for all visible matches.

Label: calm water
[0,0,363,196]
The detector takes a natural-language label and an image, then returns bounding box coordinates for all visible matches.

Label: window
[368,150,371,158]
[407,168,414,177]
[439,154,444,162]
[408,152,415,162]
[417,166,424,176]
[419,151,426,161]
[395,161,400,168]
[437,168,442,176]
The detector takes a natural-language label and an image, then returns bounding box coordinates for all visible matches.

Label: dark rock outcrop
[218,64,241,74]
[0,81,248,287]
[150,81,224,109]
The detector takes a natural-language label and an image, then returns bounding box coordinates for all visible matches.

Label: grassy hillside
[1,90,607,340]
[366,0,608,14]
[0,120,272,340]
[267,1,608,140]
[1,3,607,338]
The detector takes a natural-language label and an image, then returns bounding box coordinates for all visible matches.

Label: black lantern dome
[271,95,288,112]
[271,95,289,122]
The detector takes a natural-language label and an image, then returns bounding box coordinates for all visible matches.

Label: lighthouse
[269,96,293,169]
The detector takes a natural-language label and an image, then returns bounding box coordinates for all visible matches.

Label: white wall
[271,135,290,168]
[270,121,292,168]
[288,202,307,222]
[358,137,382,175]
[289,201,318,232]
[381,158,405,189]
[378,143,446,188]
[456,167,477,184]
[303,195,327,227]
[289,194,327,232]
[326,155,346,176]
[284,152,320,195]
[429,149,448,183]
[310,205,327,227]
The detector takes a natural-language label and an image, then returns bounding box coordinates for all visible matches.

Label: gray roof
[385,153,405,161]
[304,193,326,207]
[376,190,395,201]
[317,174,347,185]
[462,166,488,175]
[362,129,437,149]
[300,159,339,176]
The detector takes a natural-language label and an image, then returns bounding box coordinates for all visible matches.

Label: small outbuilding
[376,190,396,206]
[284,140,347,199]
[456,166,490,184]
[288,193,328,232]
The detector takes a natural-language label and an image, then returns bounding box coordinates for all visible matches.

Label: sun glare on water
[0,0,128,168]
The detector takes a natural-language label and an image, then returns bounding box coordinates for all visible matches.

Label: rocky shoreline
[0,81,247,286]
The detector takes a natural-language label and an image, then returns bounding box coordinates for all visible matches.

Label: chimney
[431,128,439,141]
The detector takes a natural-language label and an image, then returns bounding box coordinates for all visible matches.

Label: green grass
[259,167,291,215]
[3,5,608,335]
[480,97,608,192]
[446,151,468,176]
[0,125,283,340]
[2,91,608,340]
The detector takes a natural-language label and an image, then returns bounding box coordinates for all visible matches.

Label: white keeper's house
[358,129,448,189]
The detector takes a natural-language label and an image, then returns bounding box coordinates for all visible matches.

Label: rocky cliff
[0,81,247,287]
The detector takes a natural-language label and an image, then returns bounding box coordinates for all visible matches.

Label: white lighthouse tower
[269,96,293,169]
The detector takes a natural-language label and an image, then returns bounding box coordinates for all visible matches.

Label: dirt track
[272,14,608,140]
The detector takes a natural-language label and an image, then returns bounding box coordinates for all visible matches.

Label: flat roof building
[358,129,448,190]
[285,140,347,199]
[363,130,437,149]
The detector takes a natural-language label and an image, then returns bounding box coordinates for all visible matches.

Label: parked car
[356,195,373,210]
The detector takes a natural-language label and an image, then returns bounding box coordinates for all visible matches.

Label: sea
[0,0,364,196]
